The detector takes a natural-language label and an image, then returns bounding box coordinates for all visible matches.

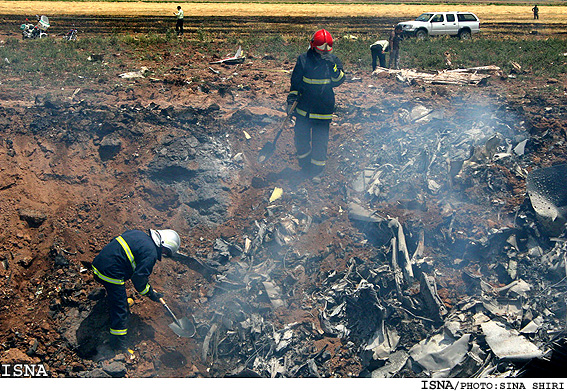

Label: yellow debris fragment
[243,130,251,140]
[127,298,134,306]
[269,187,283,203]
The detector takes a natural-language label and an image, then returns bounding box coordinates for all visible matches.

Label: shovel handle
[159,297,182,327]
[272,100,297,144]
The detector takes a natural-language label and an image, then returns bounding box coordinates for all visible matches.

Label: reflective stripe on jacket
[92,230,161,294]
[289,49,345,121]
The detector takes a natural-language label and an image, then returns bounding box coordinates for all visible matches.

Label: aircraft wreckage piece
[209,46,246,65]
[420,272,448,322]
[527,163,567,235]
[372,65,500,85]
[409,329,471,377]
[481,320,544,361]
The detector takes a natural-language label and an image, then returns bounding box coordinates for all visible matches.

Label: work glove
[320,52,335,66]
[286,92,299,114]
[321,54,340,75]
[147,289,163,302]
[286,92,298,106]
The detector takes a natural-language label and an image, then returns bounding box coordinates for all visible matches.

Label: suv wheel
[415,29,428,40]
[458,29,471,40]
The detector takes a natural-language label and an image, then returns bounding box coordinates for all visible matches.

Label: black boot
[109,334,130,353]
[298,156,310,175]
[309,164,324,184]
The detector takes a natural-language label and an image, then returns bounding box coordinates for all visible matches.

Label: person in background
[174,6,184,36]
[389,24,403,70]
[370,39,389,70]
[286,29,345,183]
[92,229,181,352]
[532,4,539,19]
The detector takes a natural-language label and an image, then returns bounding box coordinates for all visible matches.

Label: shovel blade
[257,142,275,164]
[169,317,196,338]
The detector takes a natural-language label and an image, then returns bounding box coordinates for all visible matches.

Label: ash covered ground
[0,15,567,378]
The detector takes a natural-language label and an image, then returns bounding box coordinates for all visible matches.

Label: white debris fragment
[409,330,471,377]
[520,316,544,334]
[481,320,544,360]
[119,66,149,79]
[262,281,286,309]
[371,350,409,378]
[514,139,528,155]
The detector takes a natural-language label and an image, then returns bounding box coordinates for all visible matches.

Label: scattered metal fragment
[481,320,544,360]
[372,65,500,85]
[371,350,409,378]
[118,67,149,79]
[419,272,448,321]
[210,46,246,65]
[348,201,384,223]
[261,280,286,309]
[388,218,414,281]
[520,316,544,334]
[409,329,471,377]
[527,163,567,235]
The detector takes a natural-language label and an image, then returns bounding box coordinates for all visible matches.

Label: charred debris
[3,60,567,378]
[147,79,566,377]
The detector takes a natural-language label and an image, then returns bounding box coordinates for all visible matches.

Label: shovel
[159,297,195,338]
[257,101,297,164]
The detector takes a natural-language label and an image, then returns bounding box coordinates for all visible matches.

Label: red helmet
[310,29,333,54]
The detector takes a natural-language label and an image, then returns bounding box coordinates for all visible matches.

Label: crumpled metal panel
[481,320,544,361]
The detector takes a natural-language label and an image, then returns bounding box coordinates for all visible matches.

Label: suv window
[446,14,455,22]
[416,13,433,22]
[431,14,444,22]
[457,13,478,22]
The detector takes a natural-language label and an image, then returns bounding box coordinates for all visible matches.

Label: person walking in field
[174,6,184,36]
[286,29,345,183]
[532,5,539,19]
[389,24,403,70]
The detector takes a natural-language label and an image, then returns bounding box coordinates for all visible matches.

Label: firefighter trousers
[94,275,129,338]
[294,115,330,174]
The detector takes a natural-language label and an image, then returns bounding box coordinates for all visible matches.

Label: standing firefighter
[92,229,181,352]
[287,29,345,182]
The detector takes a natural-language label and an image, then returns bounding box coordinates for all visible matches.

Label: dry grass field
[1,1,566,24]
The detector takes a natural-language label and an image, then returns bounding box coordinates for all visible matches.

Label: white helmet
[150,229,181,257]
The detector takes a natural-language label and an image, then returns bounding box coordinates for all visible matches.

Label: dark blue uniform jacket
[92,229,161,295]
[289,49,345,121]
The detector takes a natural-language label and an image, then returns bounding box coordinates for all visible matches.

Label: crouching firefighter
[287,29,345,182]
[91,229,181,352]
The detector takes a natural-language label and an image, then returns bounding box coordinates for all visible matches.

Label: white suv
[399,12,480,40]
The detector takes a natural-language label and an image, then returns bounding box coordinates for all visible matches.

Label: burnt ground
[0,15,567,379]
